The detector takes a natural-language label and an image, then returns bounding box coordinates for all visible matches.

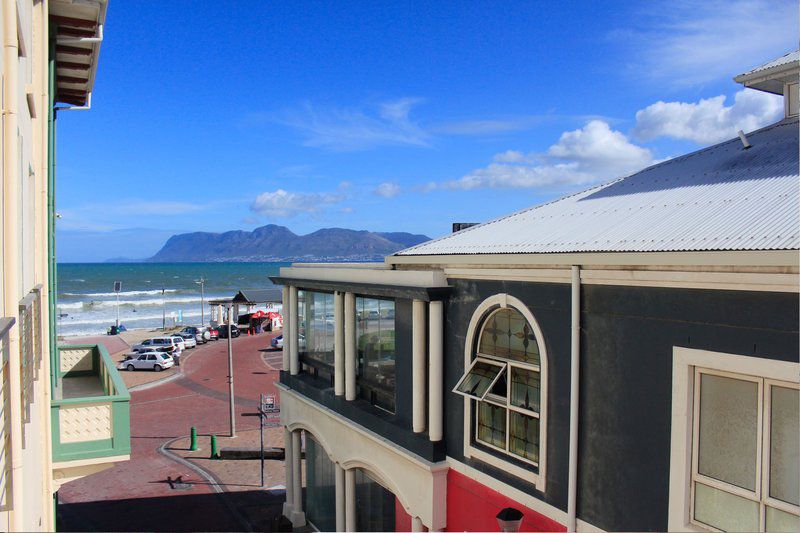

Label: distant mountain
[148,224,432,262]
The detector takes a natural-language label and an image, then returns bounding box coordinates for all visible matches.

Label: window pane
[509,411,539,463]
[478,308,539,365]
[456,361,504,399]
[770,386,799,506]
[355,469,396,532]
[356,297,396,412]
[305,436,336,533]
[698,373,759,491]
[693,482,759,532]
[477,402,506,449]
[766,506,800,533]
[510,367,540,412]
[298,291,335,370]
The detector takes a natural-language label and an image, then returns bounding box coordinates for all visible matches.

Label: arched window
[454,299,546,472]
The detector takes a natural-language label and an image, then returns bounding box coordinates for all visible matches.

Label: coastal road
[57,332,285,532]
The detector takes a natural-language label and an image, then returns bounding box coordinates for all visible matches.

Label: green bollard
[190,427,198,451]
[210,434,219,459]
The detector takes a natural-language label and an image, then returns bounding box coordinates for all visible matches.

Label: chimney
[452,222,478,233]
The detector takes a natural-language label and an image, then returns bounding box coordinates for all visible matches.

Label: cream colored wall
[0,0,55,530]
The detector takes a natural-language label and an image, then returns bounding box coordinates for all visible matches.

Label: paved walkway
[57,332,287,532]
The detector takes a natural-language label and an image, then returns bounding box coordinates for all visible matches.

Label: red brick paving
[57,332,286,532]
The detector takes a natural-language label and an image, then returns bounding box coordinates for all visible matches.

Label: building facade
[0,1,130,531]
[272,53,799,532]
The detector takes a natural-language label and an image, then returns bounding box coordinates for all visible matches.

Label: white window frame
[460,293,547,490]
[668,347,800,532]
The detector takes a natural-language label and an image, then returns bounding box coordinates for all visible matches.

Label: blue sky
[55,0,797,262]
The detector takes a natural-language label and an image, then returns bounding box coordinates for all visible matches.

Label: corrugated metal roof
[735,50,799,79]
[397,118,799,256]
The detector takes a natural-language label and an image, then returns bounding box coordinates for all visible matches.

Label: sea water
[57,262,288,337]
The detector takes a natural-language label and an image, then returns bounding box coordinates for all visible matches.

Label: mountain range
[147,224,431,262]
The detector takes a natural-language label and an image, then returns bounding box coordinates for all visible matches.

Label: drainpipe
[567,266,581,532]
[3,1,24,528]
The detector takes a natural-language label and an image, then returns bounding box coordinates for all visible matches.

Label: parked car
[118,351,174,372]
[179,326,211,343]
[174,334,196,349]
[270,334,305,350]
[170,335,186,352]
[218,324,240,339]
[208,327,219,341]
[132,336,182,354]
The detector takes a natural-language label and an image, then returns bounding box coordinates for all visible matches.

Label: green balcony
[51,344,131,464]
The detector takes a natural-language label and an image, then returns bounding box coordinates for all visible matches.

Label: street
[57,332,286,532]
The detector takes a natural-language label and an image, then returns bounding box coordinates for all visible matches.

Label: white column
[411,516,425,532]
[282,427,294,518]
[334,291,345,396]
[289,286,299,375]
[282,286,290,371]
[412,299,427,433]
[291,429,305,526]
[345,468,357,532]
[335,463,346,532]
[428,300,444,442]
[344,292,357,401]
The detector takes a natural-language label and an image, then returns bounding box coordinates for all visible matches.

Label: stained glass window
[454,302,544,468]
[478,308,540,365]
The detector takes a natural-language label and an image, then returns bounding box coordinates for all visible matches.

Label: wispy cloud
[430,120,653,191]
[373,182,401,198]
[250,189,346,217]
[280,98,430,151]
[634,89,783,144]
[615,0,797,87]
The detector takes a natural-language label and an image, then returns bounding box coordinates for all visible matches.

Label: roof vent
[452,222,478,233]
[737,130,752,149]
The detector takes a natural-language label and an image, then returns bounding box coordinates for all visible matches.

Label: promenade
[57,332,286,532]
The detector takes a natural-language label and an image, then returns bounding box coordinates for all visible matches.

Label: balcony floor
[62,376,106,399]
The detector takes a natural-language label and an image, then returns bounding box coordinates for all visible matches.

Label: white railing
[0,317,16,511]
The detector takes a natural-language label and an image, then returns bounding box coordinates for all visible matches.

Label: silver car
[118,351,174,372]
[132,336,182,354]
[172,334,195,349]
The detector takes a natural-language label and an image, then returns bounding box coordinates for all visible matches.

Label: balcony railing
[51,344,130,463]
[0,317,15,511]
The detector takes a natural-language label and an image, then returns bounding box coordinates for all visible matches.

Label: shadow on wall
[57,490,284,532]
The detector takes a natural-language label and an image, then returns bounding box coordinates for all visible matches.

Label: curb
[159,436,254,532]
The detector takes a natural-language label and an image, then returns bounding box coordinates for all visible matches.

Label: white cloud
[374,182,401,198]
[250,189,345,217]
[633,89,783,144]
[620,0,797,86]
[281,98,430,151]
[435,120,653,190]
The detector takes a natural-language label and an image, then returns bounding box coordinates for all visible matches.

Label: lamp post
[195,277,206,325]
[226,303,236,438]
[161,284,166,330]
[113,281,121,328]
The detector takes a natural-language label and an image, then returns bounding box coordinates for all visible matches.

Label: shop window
[689,369,799,532]
[356,297,396,412]
[298,290,335,387]
[355,469,397,532]
[304,435,337,532]
[453,295,544,477]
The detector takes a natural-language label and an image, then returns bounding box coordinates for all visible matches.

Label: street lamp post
[195,277,206,325]
[161,284,166,330]
[226,303,236,438]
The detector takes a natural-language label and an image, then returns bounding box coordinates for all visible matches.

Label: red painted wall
[445,469,566,532]
[395,496,413,532]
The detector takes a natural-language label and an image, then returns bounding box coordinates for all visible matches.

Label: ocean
[56,262,288,337]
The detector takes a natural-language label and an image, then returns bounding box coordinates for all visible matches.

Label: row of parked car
[118,324,242,372]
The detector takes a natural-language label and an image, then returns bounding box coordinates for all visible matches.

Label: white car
[172,334,195,349]
[118,351,174,372]
[132,336,182,354]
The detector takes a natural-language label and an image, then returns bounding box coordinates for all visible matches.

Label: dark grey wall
[442,279,799,532]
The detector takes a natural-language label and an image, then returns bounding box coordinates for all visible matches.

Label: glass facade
[355,469,396,532]
[304,435,336,532]
[356,297,396,412]
[298,290,335,385]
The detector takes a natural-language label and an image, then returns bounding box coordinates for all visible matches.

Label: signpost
[113,281,122,327]
[258,393,280,487]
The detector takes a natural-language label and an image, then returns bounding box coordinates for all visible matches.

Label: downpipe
[567,265,581,532]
